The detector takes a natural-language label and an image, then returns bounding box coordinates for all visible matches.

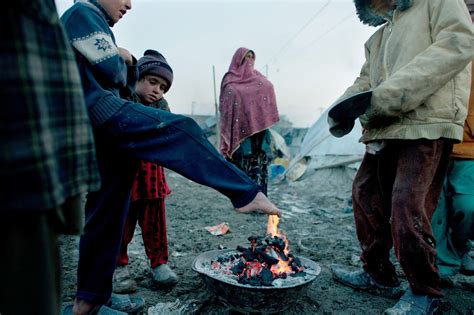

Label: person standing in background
[219,48,279,195]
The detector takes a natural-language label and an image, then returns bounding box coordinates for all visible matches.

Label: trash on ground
[205,223,230,236]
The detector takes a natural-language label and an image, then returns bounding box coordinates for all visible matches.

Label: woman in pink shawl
[219,47,279,195]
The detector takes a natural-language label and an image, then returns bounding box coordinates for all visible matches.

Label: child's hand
[118,47,133,65]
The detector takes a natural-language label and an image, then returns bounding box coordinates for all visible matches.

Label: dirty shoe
[384,289,441,315]
[109,293,145,313]
[460,252,474,276]
[152,264,178,286]
[330,264,402,299]
[113,266,137,293]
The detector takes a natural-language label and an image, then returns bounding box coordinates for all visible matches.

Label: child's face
[136,75,168,105]
[97,0,132,24]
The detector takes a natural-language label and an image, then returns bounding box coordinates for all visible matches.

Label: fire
[266,214,280,237]
[266,215,294,275]
[210,215,305,286]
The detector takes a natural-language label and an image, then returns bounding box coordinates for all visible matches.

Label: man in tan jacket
[328,0,474,314]
[431,0,474,287]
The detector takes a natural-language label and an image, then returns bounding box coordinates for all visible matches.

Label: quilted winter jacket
[340,0,474,143]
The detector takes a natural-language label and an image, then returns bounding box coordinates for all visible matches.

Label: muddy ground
[60,167,474,314]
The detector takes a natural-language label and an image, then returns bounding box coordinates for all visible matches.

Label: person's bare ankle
[73,298,95,315]
[235,192,282,217]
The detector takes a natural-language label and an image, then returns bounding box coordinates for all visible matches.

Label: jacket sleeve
[63,6,128,87]
[370,0,474,117]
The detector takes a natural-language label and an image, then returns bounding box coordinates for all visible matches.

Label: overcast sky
[55,0,375,127]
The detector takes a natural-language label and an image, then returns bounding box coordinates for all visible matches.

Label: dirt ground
[60,167,474,314]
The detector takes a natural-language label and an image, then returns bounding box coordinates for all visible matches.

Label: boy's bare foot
[235,192,282,217]
[73,298,95,315]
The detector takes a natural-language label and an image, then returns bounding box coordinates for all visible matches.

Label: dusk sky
[55,0,375,127]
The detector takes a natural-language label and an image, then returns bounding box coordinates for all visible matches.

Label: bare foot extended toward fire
[235,192,282,217]
[72,298,95,315]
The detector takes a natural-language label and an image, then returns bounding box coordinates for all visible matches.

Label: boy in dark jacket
[61,0,281,313]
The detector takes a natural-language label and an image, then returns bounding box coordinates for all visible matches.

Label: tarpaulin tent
[286,108,365,181]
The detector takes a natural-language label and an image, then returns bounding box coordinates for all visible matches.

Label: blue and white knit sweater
[61,0,138,127]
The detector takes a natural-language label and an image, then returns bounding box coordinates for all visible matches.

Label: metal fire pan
[192,249,321,313]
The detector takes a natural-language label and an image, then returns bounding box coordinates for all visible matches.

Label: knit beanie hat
[137,49,174,91]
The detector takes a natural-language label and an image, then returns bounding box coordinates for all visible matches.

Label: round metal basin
[192,249,321,313]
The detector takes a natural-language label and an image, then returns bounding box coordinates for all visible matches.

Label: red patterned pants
[118,198,168,268]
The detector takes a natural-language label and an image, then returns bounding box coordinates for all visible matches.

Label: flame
[266,215,293,275]
[266,215,279,237]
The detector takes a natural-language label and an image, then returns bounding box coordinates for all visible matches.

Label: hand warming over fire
[235,192,282,217]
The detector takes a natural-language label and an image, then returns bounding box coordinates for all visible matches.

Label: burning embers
[210,215,306,286]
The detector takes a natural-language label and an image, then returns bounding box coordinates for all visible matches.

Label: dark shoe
[330,264,403,299]
[151,264,178,286]
[383,289,441,315]
[112,266,137,293]
[109,293,145,314]
[460,252,474,276]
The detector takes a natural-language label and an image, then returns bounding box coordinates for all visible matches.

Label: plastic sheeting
[287,107,365,178]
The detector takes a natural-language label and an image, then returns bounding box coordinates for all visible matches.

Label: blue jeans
[76,103,259,304]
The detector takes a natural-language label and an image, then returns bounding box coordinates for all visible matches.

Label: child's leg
[138,198,168,268]
[76,153,138,305]
[117,201,140,266]
[100,102,260,208]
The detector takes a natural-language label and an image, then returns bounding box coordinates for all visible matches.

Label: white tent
[286,108,365,181]
[269,128,291,159]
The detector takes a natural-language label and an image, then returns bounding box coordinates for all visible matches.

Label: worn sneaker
[151,264,178,286]
[384,289,441,315]
[330,264,403,299]
[460,252,474,276]
[113,266,137,293]
[109,293,145,314]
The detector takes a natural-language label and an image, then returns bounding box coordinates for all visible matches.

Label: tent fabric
[288,107,365,176]
[269,128,291,159]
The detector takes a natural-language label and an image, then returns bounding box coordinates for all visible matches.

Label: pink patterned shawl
[219,47,279,158]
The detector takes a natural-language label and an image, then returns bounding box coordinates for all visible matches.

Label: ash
[195,251,318,288]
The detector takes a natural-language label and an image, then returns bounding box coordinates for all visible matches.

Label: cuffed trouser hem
[75,291,110,306]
